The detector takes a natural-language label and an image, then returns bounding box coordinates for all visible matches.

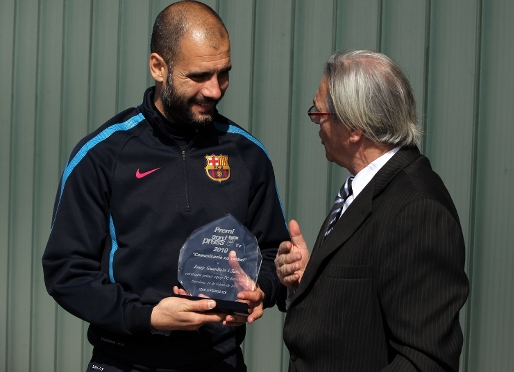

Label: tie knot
[339,176,354,200]
[324,176,355,237]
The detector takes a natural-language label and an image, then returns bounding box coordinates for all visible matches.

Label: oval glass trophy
[177,214,262,316]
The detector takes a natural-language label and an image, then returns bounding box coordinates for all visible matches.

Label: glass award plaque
[178,214,262,316]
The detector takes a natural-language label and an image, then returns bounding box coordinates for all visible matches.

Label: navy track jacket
[43,88,289,369]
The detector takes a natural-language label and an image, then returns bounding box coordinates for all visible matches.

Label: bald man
[42,2,289,371]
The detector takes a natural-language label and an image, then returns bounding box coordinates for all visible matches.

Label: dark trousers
[86,347,247,372]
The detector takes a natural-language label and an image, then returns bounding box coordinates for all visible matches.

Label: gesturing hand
[275,219,310,291]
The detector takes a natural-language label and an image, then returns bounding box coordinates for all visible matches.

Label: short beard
[160,73,216,127]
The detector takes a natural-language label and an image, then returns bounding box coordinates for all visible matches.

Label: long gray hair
[324,50,421,147]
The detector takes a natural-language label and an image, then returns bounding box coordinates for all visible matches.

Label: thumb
[190,299,216,312]
[228,251,255,291]
[289,220,307,250]
[228,250,241,272]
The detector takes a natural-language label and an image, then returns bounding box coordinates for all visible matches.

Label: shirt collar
[350,146,401,200]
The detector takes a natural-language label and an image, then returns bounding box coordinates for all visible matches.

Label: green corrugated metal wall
[1,0,512,371]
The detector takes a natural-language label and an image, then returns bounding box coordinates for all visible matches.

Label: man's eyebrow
[187,65,232,78]
[187,71,210,78]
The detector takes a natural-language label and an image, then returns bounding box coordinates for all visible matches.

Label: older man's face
[313,77,352,167]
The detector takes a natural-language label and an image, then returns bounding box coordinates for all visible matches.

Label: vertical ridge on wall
[216,0,255,131]
[247,0,296,367]
[285,0,296,219]
[462,0,484,370]
[248,0,257,134]
[31,1,67,370]
[377,0,383,51]
[420,0,432,154]
[8,0,39,370]
[2,2,16,371]
[0,0,16,369]
[288,0,336,249]
[117,2,152,111]
[283,0,297,364]
[90,0,121,133]
[32,9,44,370]
[58,1,94,369]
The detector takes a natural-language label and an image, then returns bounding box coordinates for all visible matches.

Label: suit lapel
[291,184,373,302]
[289,147,422,306]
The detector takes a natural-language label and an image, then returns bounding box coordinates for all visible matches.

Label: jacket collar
[139,87,218,141]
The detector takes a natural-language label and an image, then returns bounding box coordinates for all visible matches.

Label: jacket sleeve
[378,197,469,372]
[245,152,289,309]
[42,147,153,335]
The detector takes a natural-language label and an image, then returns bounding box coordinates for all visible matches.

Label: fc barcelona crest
[205,154,230,182]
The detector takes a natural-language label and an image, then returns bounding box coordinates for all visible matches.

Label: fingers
[236,287,264,324]
[173,286,189,296]
[276,244,301,266]
[237,288,262,303]
[222,313,248,327]
[275,245,301,275]
[277,239,293,254]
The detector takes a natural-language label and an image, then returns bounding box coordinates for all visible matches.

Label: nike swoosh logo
[136,168,160,179]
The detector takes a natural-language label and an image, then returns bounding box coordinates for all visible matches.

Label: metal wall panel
[59,3,94,369]
[382,0,430,150]
[425,2,482,369]
[90,1,121,129]
[331,0,381,194]
[469,0,514,370]
[236,2,295,369]
[8,2,39,372]
[32,2,66,370]
[1,0,513,371]
[0,0,15,369]
[288,0,335,252]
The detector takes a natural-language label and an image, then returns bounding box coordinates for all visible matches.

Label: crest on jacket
[205,154,230,182]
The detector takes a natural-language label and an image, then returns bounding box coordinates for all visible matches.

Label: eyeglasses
[307,105,332,124]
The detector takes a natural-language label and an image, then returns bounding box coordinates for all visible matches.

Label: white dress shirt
[340,146,400,217]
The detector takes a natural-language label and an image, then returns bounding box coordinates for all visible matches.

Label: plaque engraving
[178,214,262,315]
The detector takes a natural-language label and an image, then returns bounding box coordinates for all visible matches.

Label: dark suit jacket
[279,147,469,372]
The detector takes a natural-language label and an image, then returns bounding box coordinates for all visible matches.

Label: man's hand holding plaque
[177,214,264,324]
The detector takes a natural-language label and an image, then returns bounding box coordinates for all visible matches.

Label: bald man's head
[150,1,229,67]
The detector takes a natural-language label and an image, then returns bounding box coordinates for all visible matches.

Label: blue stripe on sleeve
[109,215,119,283]
[51,113,146,229]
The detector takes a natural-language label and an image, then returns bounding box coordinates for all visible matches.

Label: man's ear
[149,53,167,83]
[348,128,364,144]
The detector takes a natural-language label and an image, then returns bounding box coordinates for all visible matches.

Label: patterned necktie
[324,176,354,237]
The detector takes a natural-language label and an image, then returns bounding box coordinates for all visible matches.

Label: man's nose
[201,75,225,100]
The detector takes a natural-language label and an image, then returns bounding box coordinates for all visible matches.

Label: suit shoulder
[401,157,450,198]
[391,157,460,221]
